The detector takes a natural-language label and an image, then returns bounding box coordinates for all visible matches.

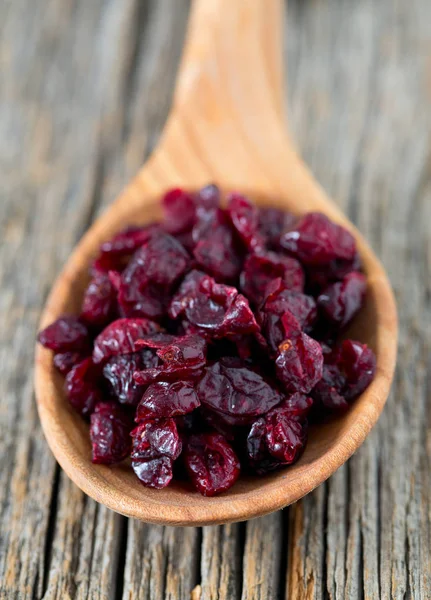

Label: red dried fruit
[193,225,243,282]
[118,231,190,319]
[184,433,240,496]
[65,357,103,416]
[103,350,159,406]
[81,272,118,327]
[306,252,362,291]
[92,225,159,273]
[136,380,200,419]
[317,271,366,328]
[132,456,173,489]
[197,359,282,417]
[90,402,132,464]
[277,392,314,420]
[240,252,304,305]
[38,316,90,353]
[227,193,264,252]
[134,334,207,385]
[336,339,376,401]
[92,318,161,364]
[53,351,88,376]
[131,419,182,460]
[311,364,349,412]
[275,333,323,394]
[257,207,296,250]
[162,188,196,235]
[280,212,357,265]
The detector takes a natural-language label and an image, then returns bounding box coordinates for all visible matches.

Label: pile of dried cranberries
[38,186,376,496]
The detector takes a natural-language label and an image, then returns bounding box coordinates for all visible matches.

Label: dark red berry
[136,380,200,420]
[280,212,357,265]
[227,193,264,252]
[103,350,159,406]
[131,419,182,460]
[90,402,132,464]
[257,207,296,250]
[336,339,376,401]
[184,433,240,496]
[132,456,173,489]
[92,225,159,273]
[38,316,90,353]
[53,351,88,376]
[193,225,243,282]
[92,318,161,364]
[65,357,103,416]
[81,272,118,327]
[275,333,323,394]
[162,188,196,235]
[317,271,366,328]
[240,252,304,305]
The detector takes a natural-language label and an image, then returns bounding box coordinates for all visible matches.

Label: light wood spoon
[34,0,397,526]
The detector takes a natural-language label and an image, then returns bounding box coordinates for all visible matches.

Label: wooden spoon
[34,0,397,526]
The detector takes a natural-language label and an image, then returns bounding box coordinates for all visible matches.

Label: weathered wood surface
[0,0,429,598]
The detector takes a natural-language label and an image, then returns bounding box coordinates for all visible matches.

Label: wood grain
[0,0,430,598]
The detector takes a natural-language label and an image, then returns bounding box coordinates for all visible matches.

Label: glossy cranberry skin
[103,350,159,406]
[133,334,207,385]
[277,392,314,420]
[311,364,349,412]
[193,224,243,282]
[38,316,90,353]
[162,188,196,235]
[132,456,173,489]
[197,359,282,417]
[257,207,296,250]
[184,433,240,496]
[275,333,323,394]
[90,402,132,464]
[336,339,376,401]
[280,212,357,265]
[92,318,161,364]
[65,357,103,416]
[227,193,264,252]
[317,271,366,328]
[81,272,118,327]
[240,252,304,305]
[92,225,158,273]
[53,351,88,376]
[131,418,182,460]
[136,380,200,419]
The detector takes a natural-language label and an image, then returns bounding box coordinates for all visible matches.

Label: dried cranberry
[134,334,207,385]
[275,333,323,394]
[317,272,366,328]
[336,339,376,401]
[65,357,103,416]
[184,433,240,496]
[240,252,304,305]
[195,184,220,210]
[193,225,243,282]
[103,350,159,406]
[131,419,182,460]
[92,225,158,273]
[90,402,132,464]
[280,212,357,265]
[38,316,90,353]
[53,351,88,376]
[92,318,161,364]
[81,272,118,327]
[132,456,173,489]
[311,364,349,412]
[136,380,200,420]
[197,359,281,417]
[162,188,196,235]
[227,193,264,252]
[257,207,296,250]
[306,252,362,292]
[277,392,314,420]
[264,409,308,462]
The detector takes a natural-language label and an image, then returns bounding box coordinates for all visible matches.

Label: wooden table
[1,1,430,598]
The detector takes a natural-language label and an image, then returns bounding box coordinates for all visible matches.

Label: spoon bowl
[34,0,397,526]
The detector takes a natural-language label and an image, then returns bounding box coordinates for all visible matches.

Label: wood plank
[200,524,242,600]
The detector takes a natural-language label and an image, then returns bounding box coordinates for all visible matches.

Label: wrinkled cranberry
[317,272,366,328]
[118,231,190,319]
[193,225,243,282]
[197,359,281,417]
[90,402,132,464]
[92,225,158,273]
[184,433,240,496]
[277,392,314,420]
[162,188,196,235]
[136,380,200,419]
[134,334,207,385]
[227,193,264,252]
[280,212,357,265]
[38,316,90,353]
[257,207,297,250]
[306,252,362,292]
[103,350,159,405]
[240,252,304,305]
[65,357,103,416]
[132,456,173,489]
[92,318,161,364]
[81,272,118,327]
[336,339,376,401]
[311,364,349,412]
[275,333,323,394]
[131,418,182,460]
[53,351,88,376]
